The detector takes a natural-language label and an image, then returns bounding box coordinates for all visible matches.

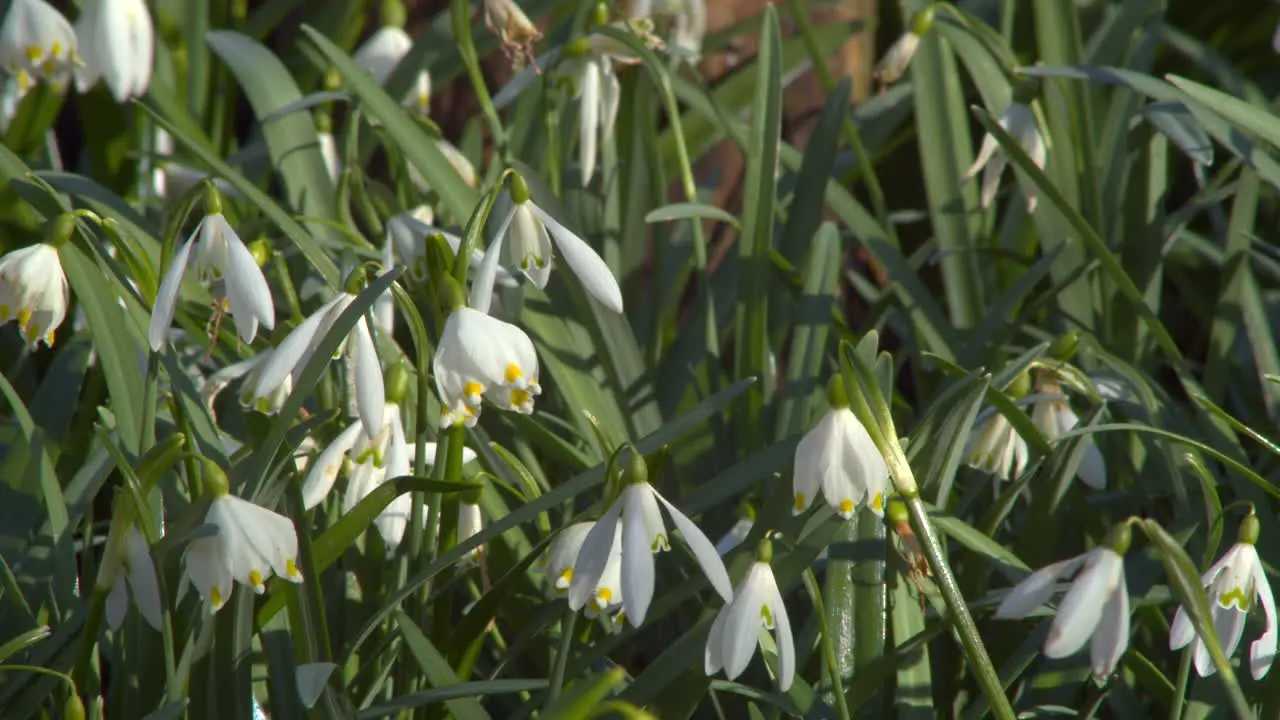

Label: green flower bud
[1239,513,1261,546]
[910,5,936,36]
[1049,331,1080,361]
[509,171,532,205]
[886,497,910,526]
[461,484,484,505]
[62,694,85,720]
[562,37,592,59]
[385,363,411,404]
[323,67,342,91]
[315,111,333,134]
[826,374,850,410]
[203,181,224,216]
[200,458,231,498]
[591,1,609,28]
[344,265,368,295]
[754,537,773,564]
[1103,522,1132,556]
[43,212,78,248]
[1007,370,1031,399]
[736,502,756,521]
[380,0,407,29]
[438,274,467,311]
[624,448,649,486]
[247,238,271,268]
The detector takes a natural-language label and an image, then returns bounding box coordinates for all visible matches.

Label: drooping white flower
[633,0,707,60]
[705,545,793,691]
[407,138,478,192]
[73,0,153,102]
[249,291,386,433]
[0,242,69,347]
[457,499,485,566]
[994,526,1132,679]
[792,389,890,519]
[381,206,515,287]
[568,481,733,627]
[483,0,542,68]
[100,525,163,631]
[1170,515,1277,679]
[966,410,1029,482]
[433,306,541,427]
[481,174,624,313]
[184,486,304,612]
[963,102,1047,213]
[543,521,625,625]
[567,54,619,187]
[148,212,276,351]
[1030,373,1106,490]
[0,0,79,97]
[353,25,431,114]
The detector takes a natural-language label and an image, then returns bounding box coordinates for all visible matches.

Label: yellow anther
[286,558,302,579]
[249,570,265,591]
[793,493,806,511]
[595,587,613,605]
[838,499,855,517]
[556,568,573,590]
[210,586,224,608]
[504,363,524,383]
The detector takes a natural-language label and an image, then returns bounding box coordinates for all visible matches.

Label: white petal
[221,495,302,584]
[470,207,514,314]
[1077,438,1107,489]
[301,421,364,508]
[1089,573,1129,678]
[654,490,732,602]
[375,490,412,548]
[979,155,1008,209]
[252,295,343,399]
[1169,606,1195,650]
[353,26,412,85]
[721,563,768,680]
[221,229,276,344]
[792,416,831,514]
[1252,556,1277,679]
[705,605,728,675]
[762,565,795,691]
[621,484,658,625]
[184,535,233,612]
[577,61,601,186]
[349,317,385,435]
[531,205,623,313]
[1205,605,1248,678]
[567,500,623,611]
[715,518,753,557]
[147,235,194,351]
[105,573,128,630]
[963,134,999,182]
[994,554,1088,619]
[124,526,164,632]
[1044,549,1123,659]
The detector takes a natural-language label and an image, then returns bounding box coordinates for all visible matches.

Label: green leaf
[541,668,627,720]
[643,202,739,228]
[394,610,492,720]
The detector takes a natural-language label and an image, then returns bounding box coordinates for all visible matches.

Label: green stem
[803,570,853,720]
[71,589,107,691]
[430,425,468,642]
[450,0,507,153]
[545,608,577,708]
[1169,651,1191,720]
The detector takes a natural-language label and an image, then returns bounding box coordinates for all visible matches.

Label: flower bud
[1239,512,1261,546]
[385,363,411,404]
[203,181,224,216]
[63,694,85,720]
[1049,330,1080,361]
[826,374,850,410]
[43,212,78,248]
[200,459,231,498]
[886,497,910,526]
[344,265,368,295]
[1102,522,1132,556]
[624,447,649,486]
[380,0,407,29]
[592,1,609,28]
[1007,370,1031,399]
[247,238,272,268]
[910,5,936,36]
[509,171,532,205]
[754,537,773,563]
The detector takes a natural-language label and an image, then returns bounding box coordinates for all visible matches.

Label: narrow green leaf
[394,610,492,720]
[644,202,739,227]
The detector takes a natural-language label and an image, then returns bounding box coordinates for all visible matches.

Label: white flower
[249,292,386,433]
[544,521,625,622]
[994,544,1130,679]
[457,501,484,566]
[873,31,919,86]
[0,242,69,347]
[100,526,163,631]
[567,55,620,187]
[568,482,733,627]
[184,493,303,612]
[73,0,153,102]
[705,559,794,691]
[0,0,78,96]
[353,25,430,114]
[407,138,478,192]
[792,406,889,519]
[482,182,624,313]
[1,77,21,133]
[963,103,1046,213]
[148,213,276,351]
[318,131,340,182]
[433,306,541,428]
[1030,378,1106,490]
[966,410,1029,482]
[634,0,706,60]
[715,517,754,557]
[381,206,514,287]
[1170,535,1277,679]
[483,0,542,67]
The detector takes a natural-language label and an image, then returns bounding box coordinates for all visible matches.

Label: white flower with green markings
[1170,513,1277,679]
[966,410,1029,483]
[964,102,1046,213]
[1030,369,1106,490]
[792,376,890,519]
[995,523,1132,679]
[73,0,153,102]
[99,525,163,632]
[705,539,793,691]
[0,0,79,96]
[0,240,69,348]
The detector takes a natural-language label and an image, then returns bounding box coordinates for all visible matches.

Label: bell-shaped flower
[99,525,163,631]
[1030,371,1106,489]
[353,24,431,114]
[705,540,793,691]
[565,52,620,187]
[346,404,412,548]
[200,349,292,417]
[483,0,542,68]
[994,524,1132,679]
[1170,514,1277,679]
[73,0,153,102]
[0,241,69,347]
[568,468,733,627]
[793,378,890,519]
[433,306,541,427]
[184,468,304,612]
[0,0,78,96]
[964,102,1047,213]
[149,211,275,351]
[483,173,624,313]
[874,32,919,86]
[544,521,626,627]
[966,410,1029,482]
[633,0,707,61]
[248,289,386,434]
